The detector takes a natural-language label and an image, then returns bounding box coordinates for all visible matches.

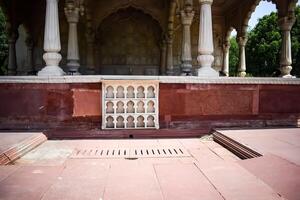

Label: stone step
[212,130,262,159]
[0,133,47,165]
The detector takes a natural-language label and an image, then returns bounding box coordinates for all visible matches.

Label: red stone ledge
[0,76,300,85]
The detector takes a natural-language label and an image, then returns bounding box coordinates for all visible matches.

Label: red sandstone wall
[0,83,299,132]
[159,84,300,129]
[0,83,101,130]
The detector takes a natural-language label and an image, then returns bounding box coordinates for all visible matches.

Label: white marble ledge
[0,75,300,85]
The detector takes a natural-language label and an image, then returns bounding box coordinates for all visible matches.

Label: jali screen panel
[102,80,159,129]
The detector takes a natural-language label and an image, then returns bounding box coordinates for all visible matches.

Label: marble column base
[197,67,219,78]
[85,68,95,75]
[181,63,193,76]
[238,71,247,77]
[166,69,175,76]
[38,66,66,76]
[67,61,81,75]
[7,70,17,76]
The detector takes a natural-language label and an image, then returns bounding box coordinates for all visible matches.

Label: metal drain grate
[70,147,190,159]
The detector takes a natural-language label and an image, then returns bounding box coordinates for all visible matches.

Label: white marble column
[278,16,296,78]
[197,0,218,77]
[160,40,167,75]
[65,2,80,75]
[7,30,18,75]
[85,11,95,75]
[38,0,65,76]
[222,41,230,76]
[166,34,174,75]
[237,36,247,77]
[86,38,95,75]
[180,7,194,76]
[166,0,176,76]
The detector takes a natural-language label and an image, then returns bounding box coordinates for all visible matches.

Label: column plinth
[180,8,194,76]
[197,0,218,77]
[237,36,247,77]
[38,0,65,76]
[278,16,296,78]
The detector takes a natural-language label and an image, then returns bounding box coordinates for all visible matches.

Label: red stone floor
[0,129,299,200]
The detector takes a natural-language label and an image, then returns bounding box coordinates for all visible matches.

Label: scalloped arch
[94,2,165,33]
[242,0,278,33]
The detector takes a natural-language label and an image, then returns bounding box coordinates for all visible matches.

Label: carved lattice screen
[102,80,159,129]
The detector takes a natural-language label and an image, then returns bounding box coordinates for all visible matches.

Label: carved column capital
[180,10,194,25]
[6,23,19,43]
[223,41,230,52]
[278,15,296,31]
[64,2,80,23]
[166,30,173,44]
[237,36,248,47]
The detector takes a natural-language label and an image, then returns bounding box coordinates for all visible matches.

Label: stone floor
[0,129,299,200]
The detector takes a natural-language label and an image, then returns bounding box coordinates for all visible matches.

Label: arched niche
[96,7,163,75]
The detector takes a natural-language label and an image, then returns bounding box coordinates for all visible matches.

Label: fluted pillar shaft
[38,0,65,76]
[65,2,80,74]
[7,30,18,75]
[197,0,218,77]
[222,41,230,76]
[180,8,194,76]
[278,16,296,78]
[237,36,247,77]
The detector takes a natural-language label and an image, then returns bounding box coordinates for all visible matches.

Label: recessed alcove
[106,101,114,114]
[137,101,145,113]
[116,101,124,113]
[116,86,125,98]
[106,86,114,98]
[147,86,155,98]
[137,116,145,128]
[126,101,135,113]
[116,116,125,128]
[147,115,155,127]
[147,101,155,113]
[106,116,114,128]
[137,86,145,98]
[127,86,135,98]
